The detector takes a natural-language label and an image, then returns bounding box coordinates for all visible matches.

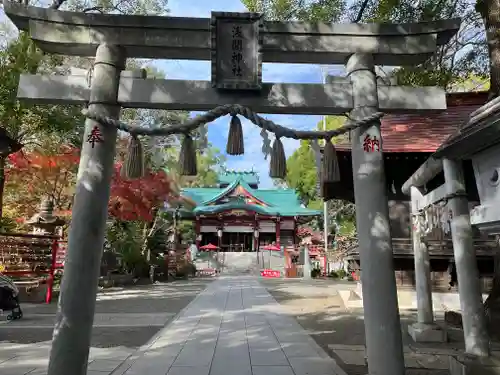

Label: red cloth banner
[260,269,281,278]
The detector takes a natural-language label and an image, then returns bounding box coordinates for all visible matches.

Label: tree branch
[49,0,66,10]
[354,0,371,22]
[82,6,105,13]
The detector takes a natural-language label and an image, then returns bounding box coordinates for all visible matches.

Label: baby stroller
[0,273,22,320]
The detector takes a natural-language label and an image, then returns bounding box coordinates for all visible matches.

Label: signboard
[261,269,281,278]
[56,241,67,268]
[211,12,263,90]
[167,250,177,271]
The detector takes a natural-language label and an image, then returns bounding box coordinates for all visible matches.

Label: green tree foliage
[62,0,169,15]
[242,0,346,22]
[245,0,488,90]
[285,114,356,239]
[285,140,318,205]
[0,32,84,218]
[364,0,487,89]
[316,115,348,144]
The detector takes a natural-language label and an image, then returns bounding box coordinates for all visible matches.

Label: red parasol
[263,244,281,251]
[200,243,219,251]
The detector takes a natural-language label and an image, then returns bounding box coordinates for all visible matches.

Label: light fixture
[254,228,259,238]
[217,228,223,238]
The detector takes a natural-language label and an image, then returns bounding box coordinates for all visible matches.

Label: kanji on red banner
[362,134,380,153]
[260,269,281,278]
[87,126,104,148]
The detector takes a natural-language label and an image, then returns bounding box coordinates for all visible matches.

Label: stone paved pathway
[0,279,212,375]
[114,276,346,375]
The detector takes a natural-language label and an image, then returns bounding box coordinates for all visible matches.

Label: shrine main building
[181,170,321,252]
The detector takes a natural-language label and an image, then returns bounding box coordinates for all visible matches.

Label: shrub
[337,269,348,279]
[311,268,321,278]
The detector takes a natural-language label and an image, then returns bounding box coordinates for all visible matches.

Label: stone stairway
[217,252,260,275]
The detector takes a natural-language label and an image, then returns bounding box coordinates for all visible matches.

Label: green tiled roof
[218,170,259,186]
[182,174,321,217]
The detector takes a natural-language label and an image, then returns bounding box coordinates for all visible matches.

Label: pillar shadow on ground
[260,278,500,375]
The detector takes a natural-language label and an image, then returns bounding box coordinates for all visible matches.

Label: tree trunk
[0,156,7,221]
[478,0,500,98]
[483,239,500,338]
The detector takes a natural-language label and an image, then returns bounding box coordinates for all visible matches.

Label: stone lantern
[25,198,65,235]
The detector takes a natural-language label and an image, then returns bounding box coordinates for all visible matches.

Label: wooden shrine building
[181,170,321,252]
[322,91,497,290]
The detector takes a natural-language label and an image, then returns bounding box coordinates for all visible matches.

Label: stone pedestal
[449,354,500,375]
[18,283,49,303]
[408,322,447,343]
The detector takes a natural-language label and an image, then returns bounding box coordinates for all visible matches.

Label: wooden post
[275,215,281,246]
[45,238,59,304]
[195,217,201,248]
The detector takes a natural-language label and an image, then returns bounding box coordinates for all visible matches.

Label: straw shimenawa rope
[83,104,383,180]
[82,104,383,140]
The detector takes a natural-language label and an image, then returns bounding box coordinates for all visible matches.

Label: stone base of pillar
[449,354,500,375]
[408,322,447,343]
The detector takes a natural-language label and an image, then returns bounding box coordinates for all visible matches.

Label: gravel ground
[260,278,455,375]
[0,278,213,348]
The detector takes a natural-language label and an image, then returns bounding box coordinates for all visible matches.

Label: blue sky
[162,0,345,188]
[0,0,346,188]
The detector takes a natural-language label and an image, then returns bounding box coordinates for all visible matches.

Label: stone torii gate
[3,2,459,374]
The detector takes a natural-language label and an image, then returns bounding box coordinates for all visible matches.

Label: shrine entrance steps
[114,276,346,375]
[216,252,260,275]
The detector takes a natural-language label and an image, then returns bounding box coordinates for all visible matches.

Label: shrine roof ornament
[218,169,259,186]
[201,175,270,206]
[3,1,459,65]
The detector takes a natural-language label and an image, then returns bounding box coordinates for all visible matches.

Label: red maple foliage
[6,146,80,219]
[6,146,176,222]
[7,146,80,170]
[109,164,174,221]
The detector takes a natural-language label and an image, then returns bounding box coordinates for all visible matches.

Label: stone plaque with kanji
[211,12,263,90]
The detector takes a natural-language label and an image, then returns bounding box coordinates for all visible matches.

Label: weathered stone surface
[18,74,447,115]
[450,354,500,375]
[4,1,459,65]
[408,323,448,343]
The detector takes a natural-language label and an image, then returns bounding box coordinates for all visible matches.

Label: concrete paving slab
[119,276,345,375]
[0,280,212,375]
[87,359,123,372]
[252,365,295,375]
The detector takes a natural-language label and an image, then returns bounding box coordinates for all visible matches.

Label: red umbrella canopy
[263,244,281,251]
[200,243,219,250]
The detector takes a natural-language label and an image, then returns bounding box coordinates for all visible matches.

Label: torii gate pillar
[47,44,125,375]
[347,53,405,375]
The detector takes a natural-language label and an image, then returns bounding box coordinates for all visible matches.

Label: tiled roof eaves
[334,92,488,153]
